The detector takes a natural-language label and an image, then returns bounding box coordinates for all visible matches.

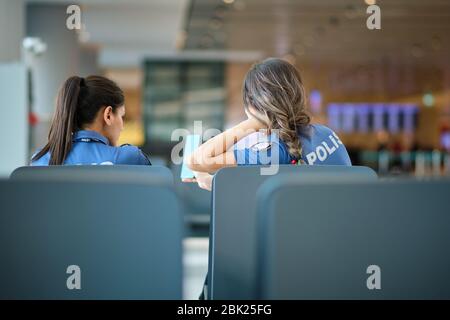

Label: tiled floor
[183,237,209,300]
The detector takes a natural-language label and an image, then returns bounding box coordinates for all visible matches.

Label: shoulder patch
[250,141,272,152]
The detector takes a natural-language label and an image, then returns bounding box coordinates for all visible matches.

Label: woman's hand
[195,171,213,191]
[182,171,213,191]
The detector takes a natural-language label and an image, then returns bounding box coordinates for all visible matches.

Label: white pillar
[26,4,84,150]
[26,4,81,116]
[0,0,27,177]
[0,0,24,62]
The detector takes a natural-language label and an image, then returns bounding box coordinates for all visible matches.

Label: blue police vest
[31,130,151,166]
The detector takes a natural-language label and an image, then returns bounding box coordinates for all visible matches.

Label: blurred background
[1,0,449,177]
[0,0,449,298]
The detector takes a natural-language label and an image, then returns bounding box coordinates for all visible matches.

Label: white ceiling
[26,0,190,66]
[25,0,450,67]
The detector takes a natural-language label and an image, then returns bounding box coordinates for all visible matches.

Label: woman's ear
[103,106,113,126]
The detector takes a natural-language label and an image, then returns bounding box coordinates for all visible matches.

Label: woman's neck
[83,122,105,135]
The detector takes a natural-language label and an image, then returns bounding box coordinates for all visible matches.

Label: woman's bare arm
[187,118,265,173]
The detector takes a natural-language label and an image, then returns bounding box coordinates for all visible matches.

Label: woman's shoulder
[298,123,343,145]
[30,149,49,166]
[234,131,264,147]
[233,131,292,165]
[299,123,351,165]
[302,123,334,137]
[115,144,152,165]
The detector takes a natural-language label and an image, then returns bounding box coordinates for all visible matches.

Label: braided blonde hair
[243,58,311,159]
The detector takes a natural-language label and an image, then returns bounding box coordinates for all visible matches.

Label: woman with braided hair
[186,58,351,190]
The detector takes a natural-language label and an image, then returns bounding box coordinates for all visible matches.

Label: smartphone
[180,134,201,180]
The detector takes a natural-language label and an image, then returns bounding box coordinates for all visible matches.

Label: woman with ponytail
[186,58,350,190]
[31,75,151,166]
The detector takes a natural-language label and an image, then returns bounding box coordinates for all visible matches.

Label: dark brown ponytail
[32,75,124,165]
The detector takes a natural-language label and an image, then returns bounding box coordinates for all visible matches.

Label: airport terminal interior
[0,0,450,300]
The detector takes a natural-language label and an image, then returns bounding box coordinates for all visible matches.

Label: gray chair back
[10,165,174,186]
[257,177,450,299]
[0,179,183,299]
[209,165,377,299]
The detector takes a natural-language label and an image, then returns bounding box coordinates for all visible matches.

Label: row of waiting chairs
[3,166,181,299]
[208,165,378,299]
[256,175,450,299]
[1,165,450,299]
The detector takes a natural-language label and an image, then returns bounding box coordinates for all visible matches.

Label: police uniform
[233,124,352,166]
[31,130,151,166]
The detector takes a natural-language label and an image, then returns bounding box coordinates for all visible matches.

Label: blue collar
[73,130,110,145]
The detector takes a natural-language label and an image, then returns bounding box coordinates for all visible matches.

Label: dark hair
[32,75,124,165]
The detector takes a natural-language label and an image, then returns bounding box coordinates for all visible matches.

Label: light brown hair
[243,58,311,159]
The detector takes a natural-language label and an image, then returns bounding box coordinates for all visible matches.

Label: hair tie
[79,77,86,87]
